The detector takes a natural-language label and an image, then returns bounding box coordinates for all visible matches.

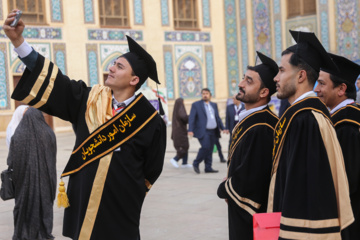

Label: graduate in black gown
[217,51,279,240]
[4,10,166,240]
[268,30,354,239]
[314,54,360,240]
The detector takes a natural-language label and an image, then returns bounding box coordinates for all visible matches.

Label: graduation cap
[253,51,278,96]
[286,30,337,72]
[121,35,160,85]
[121,36,165,115]
[321,53,360,85]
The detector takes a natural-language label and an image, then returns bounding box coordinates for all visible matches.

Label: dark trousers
[173,153,188,164]
[194,129,216,171]
[215,138,224,160]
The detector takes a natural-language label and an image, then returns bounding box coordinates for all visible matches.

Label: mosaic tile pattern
[51,0,63,22]
[335,0,359,60]
[100,44,129,69]
[53,43,67,74]
[161,0,170,26]
[273,0,282,61]
[0,43,9,109]
[163,46,174,100]
[86,44,99,86]
[84,0,95,23]
[88,29,143,41]
[224,0,240,96]
[202,0,211,27]
[285,15,317,48]
[134,0,144,25]
[164,31,210,42]
[175,45,202,62]
[0,27,62,39]
[318,0,329,51]
[252,0,272,56]
[178,55,203,99]
[9,42,51,67]
[205,46,215,97]
[239,0,249,73]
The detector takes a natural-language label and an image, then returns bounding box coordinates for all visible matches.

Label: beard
[277,81,296,100]
[236,88,260,104]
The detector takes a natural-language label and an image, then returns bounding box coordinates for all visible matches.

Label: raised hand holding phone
[3,10,25,48]
[10,10,22,27]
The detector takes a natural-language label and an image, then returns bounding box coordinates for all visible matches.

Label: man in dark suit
[225,95,245,140]
[188,88,225,173]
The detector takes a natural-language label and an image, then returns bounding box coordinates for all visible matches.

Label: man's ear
[298,69,307,83]
[337,83,347,97]
[130,76,140,87]
[260,87,269,99]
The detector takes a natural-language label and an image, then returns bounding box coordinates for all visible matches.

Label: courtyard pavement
[0,127,230,240]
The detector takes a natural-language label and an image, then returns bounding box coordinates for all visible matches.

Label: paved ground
[0,127,230,240]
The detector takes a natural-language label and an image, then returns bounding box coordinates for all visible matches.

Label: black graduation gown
[268,97,353,240]
[332,104,360,240]
[217,106,278,240]
[11,54,166,240]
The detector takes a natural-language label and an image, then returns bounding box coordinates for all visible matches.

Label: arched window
[287,0,316,19]
[8,0,46,24]
[99,0,129,27]
[173,0,198,30]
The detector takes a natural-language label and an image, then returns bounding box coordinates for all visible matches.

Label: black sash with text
[331,103,360,127]
[61,93,157,177]
[228,107,277,161]
[272,97,330,174]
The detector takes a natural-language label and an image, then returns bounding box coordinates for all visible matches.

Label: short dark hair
[246,66,271,102]
[330,74,357,100]
[201,88,212,95]
[282,49,319,86]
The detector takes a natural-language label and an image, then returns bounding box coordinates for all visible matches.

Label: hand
[188,131,194,137]
[3,9,25,48]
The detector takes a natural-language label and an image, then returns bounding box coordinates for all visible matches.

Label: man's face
[236,69,262,104]
[201,90,211,101]
[105,57,136,91]
[314,71,338,109]
[274,53,297,100]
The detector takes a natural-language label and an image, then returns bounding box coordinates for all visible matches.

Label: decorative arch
[12,59,26,74]
[102,52,124,72]
[177,54,203,99]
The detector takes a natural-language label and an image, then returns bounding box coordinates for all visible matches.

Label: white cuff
[14,40,32,58]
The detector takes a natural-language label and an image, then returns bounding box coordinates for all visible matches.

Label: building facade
[0,0,359,134]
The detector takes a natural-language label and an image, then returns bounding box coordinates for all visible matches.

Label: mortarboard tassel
[57,179,70,208]
[158,97,165,115]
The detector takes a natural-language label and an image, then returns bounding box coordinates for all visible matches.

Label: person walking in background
[170,98,192,168]
[217,51,279,240]
[7,106,57,240]
[188,88,225,174]
[314,53,360,240]
[225,94,245,147]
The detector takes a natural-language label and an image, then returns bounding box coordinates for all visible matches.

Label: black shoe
[220,158,226,163]
[205,169,219,173]
[193,164,200,174]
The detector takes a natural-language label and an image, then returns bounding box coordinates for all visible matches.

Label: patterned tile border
[161,0,170,26]
[163,45,175,100]
[99,44,129,66]
[86,44,99,86]
[335,0,359,60]
[134,0,144,25]
[318,0,329,51]
[202,0,211,27]
[252,0,272,56]
[84,0,95,23]
[0,42,10,109]
[51,0,64,23]
[273,0,282,61]
[53,43,67,74]
[205,46,215,97]
[0,26,62,39]
[239,0,248,78]
[224,0,240,96]
[164,31,211,42]
[88,29,143,41]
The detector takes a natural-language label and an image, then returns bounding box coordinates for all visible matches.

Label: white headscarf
[6,105,29,149]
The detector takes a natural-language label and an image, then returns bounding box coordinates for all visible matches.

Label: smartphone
[10,10,22,27]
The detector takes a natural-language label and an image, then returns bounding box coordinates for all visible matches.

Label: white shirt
[14,40,32,58]
[238,104,267,123]
[330,99,355,114]
[292,91,316,105]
